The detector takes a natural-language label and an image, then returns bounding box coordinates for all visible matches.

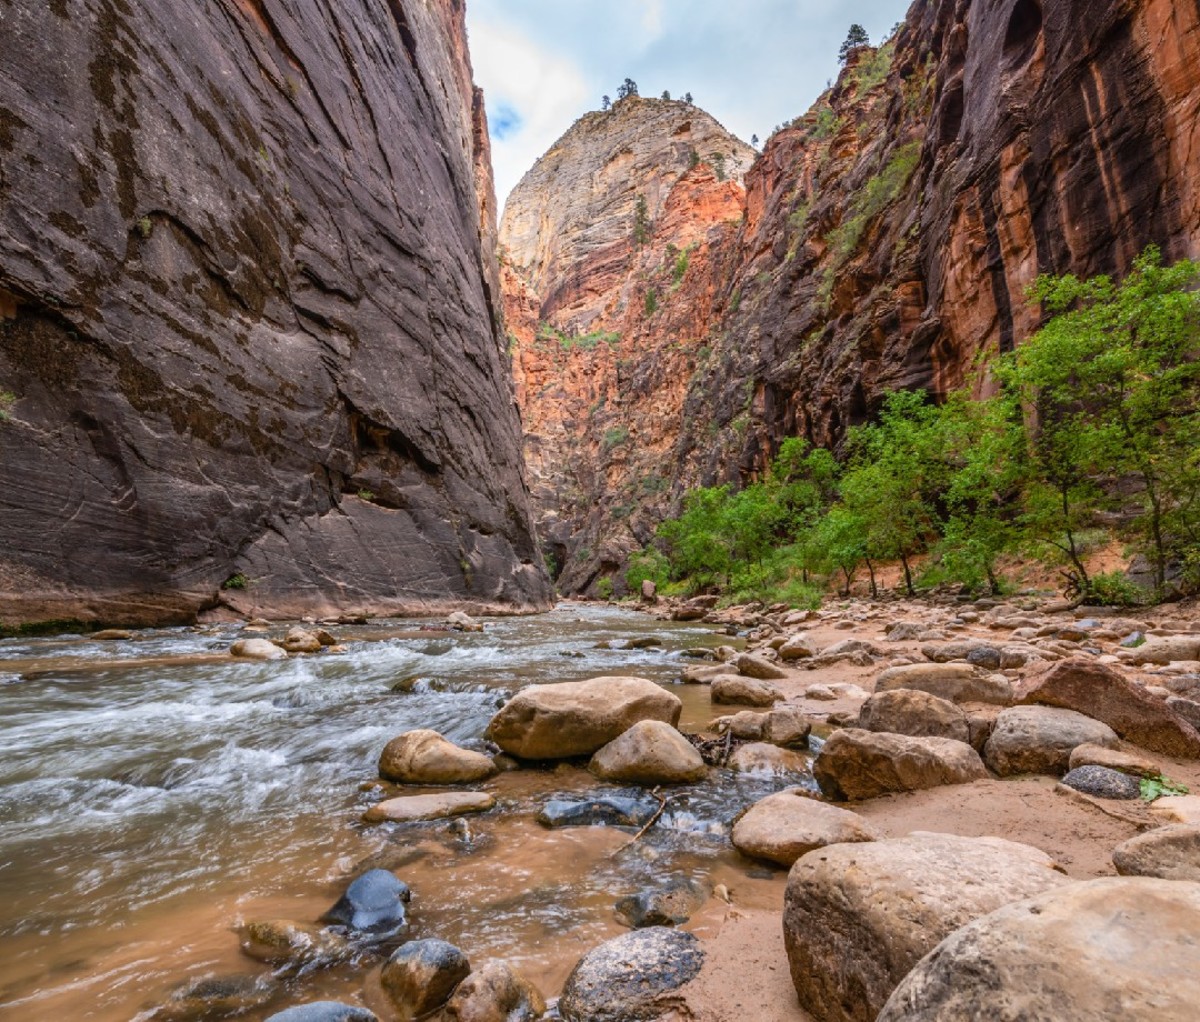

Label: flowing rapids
[0,604,809,1019]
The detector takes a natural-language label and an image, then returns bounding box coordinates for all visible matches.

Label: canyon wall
[0,0,552,627]
[501,0,1200,596]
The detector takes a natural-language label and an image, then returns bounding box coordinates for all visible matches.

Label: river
[0,603,809,1020]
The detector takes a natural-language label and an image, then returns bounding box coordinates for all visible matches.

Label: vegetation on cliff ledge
[632,250,1200,607]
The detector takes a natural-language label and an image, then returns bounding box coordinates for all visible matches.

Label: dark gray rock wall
[0,0,551,626]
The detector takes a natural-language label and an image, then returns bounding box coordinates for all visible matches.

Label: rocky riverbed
[3,597,1200,1020]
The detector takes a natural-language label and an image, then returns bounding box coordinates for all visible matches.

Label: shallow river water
[0,603,808,1020]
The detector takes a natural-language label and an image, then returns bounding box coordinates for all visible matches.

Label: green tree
[814,505,867,596]
[661,89,671,101]
[617,78,639,100]
[839,24,870,63]
[632,194,651,246]
[602,95,611,111]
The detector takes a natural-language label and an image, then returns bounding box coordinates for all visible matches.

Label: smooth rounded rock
[1112,825,1200,881]
[230,638,287,661]
[320,869,410,941]
[711,674,782,707]
[728,742,809,776]
[485,677,681,759]
[856,689,970,744]
[378,730,498,785]
[559,927,704,1022]
[1060,764,1141,800]
[589,719,707,785]
[878,878,1200,1021]
[614,877,708,928]
[778,635,815,660]
[237,920,350,968]
[735,652,789,679]
[265,1003,377,1022]
[1068,742,1161,777]
[984,705,1118,777]
[362,791,494,824]
[874,663,1011,705]
[438,962,544,1022]
[536,796,656,829]
[380,939,471,1019]
[813,729,987,801]
[281,626,322,653]
[732,789,877,866]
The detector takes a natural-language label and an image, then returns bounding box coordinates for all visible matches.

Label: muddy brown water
[0,603,808,1020]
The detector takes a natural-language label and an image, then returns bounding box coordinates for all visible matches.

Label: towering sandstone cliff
[501,0,1200,596]
[0,0,551,627]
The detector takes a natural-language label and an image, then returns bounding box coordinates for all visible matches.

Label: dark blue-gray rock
[156,974,278,1022]
[320,869,410,941]
[536,796,657,829]
[1061,765,1142,800]
[380,939,471,1019]
[965,646,1003,670]
[558,928,705,1022]
[614,877,709,928]
[264,1003,377,1022]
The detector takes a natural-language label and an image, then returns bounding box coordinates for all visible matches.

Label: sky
[465,0,914,209]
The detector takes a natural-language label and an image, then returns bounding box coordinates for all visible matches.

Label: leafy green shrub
[602,426,630,450]
[625,546,670,592]
[812,107,839,141]
[222,573,248,590]
[1082,571,1146,608]
[644,289,658,315]
[673,250,690,283]
[596,577,614,600]
[1140,774,1190,802]
[852,44,894,91]
[0,391,14,421]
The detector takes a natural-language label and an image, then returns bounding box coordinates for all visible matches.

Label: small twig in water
[610,787,686,857]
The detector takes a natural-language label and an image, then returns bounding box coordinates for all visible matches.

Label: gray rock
[537,796,657,829]
[1060,765,1142,800]
[874,663,1011,705]
[559,928,705,1022]
[614,877,708,928]
[984,706,1119,777]
[814,729,988,801]
[857,689,970,744]
[320,869,411,942]
[156,974,278,1022]
[265,1005,377,1022]
[1113,825,1200,881]
[380,939,470,1019]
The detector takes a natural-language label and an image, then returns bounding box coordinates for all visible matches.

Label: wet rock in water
[625,635,663,649]
[735,652,789,680]
[874,663,1011,705]
[1112,825,1200,881]
[1067,742,1160,777]
[446,611,484,632]
[264,1003,378,1022]
[378,730,498,785]
[856,689,970,744]
[363,791,495,824]
[589,720,707,785]
[715,710,766,740]
[728,742,809,776]
[380,939,471,1019]
[155,973,278,1021]
[92,628,134,641]
[813,730,987,801]
[731,789,877,866]
[877,878,1200,1022]
[438,961,544,1021]
[984,706,1118,777]
[559,649,585,659]
[320,869,410,942]
[711,674,782,707]
[315,628,338,647]
[537,796,657,829]
[559,927,704,1022]
[485,676,682,759]
[281,627,322,653]
[1015,658,1200,758]
[1060,765,1142,800]
[784,833,1070,1022]
[230,638,287,661]
[680,663,726,684]
[614,877,709,928]
[236,920,350,968]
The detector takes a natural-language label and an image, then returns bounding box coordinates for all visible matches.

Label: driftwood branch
[610,787,686,857]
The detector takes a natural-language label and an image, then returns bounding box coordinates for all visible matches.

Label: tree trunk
[900,552,915,596]
[865,557,878,598]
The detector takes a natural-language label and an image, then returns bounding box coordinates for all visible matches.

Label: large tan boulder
[1112,825,1200,881]
[731,789,877,866]
[589,720,707,785]
[813,729,987,801]
[362,791,494,824]
[778,634,815,660]
[856,689,970,744]
[1121,635,1200,665]
[728,742,809,775]
[1015,658,1200,758]
[874,663,1011,705]
[984,706,1118,777]
[878,878,1200,1021]
[378,730,498,785]
[710,674,782,707]
[735,652,789,680]
[485,677,681,759]
[230,638,287,660]
[784,833,1070,1022]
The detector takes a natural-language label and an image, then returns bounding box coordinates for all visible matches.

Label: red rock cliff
[501,0,1200,596]
[0,0,551,627]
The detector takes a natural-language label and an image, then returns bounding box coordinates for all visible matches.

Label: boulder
[485,677,681,759]
[984,706,1119,777]
[813,729,987,801]
[614,877,708,928]
[806,684,837,700]
[764,705,812,748]
[1122,635,1200,665]
[92,628,134,640]
[731,789,878,866]
[378,730,497,785]
[558,928,704,1022]
[320,869,410,942]
[156,975,278,1022]
[728,742,809,776]
[589,720,707,785]
[1167,695,1200,730]
[362,791,495,825]
[884,621,924,642]
[437,962,544,1022]
[281,627,322,653]
[237,920,350,968]
[640,579,657,603]
[446,611,484,632]
[784,833,1070,1022]
[716,710,766,740]
[735,652,789,680]
[1151,795,1200,825]
[873,663,1011,705]
[1060,765,1141,800]
[922,641,1002,669]
[680,663,726,684]
[1068,742,1161,778]
[1015,658,1200,758]
[710,674,782,707]
[536,796,657,829]
[856,689,970,744]
[778,635,815,660]
[230,638,287,661]
[380,939,471,1020]
[265,1005,377,1022]
[877,878,1200,1021]
[1112,825,1200,881]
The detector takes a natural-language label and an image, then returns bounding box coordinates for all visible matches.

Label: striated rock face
[0,0,551,627]
[500,0,1200,594]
